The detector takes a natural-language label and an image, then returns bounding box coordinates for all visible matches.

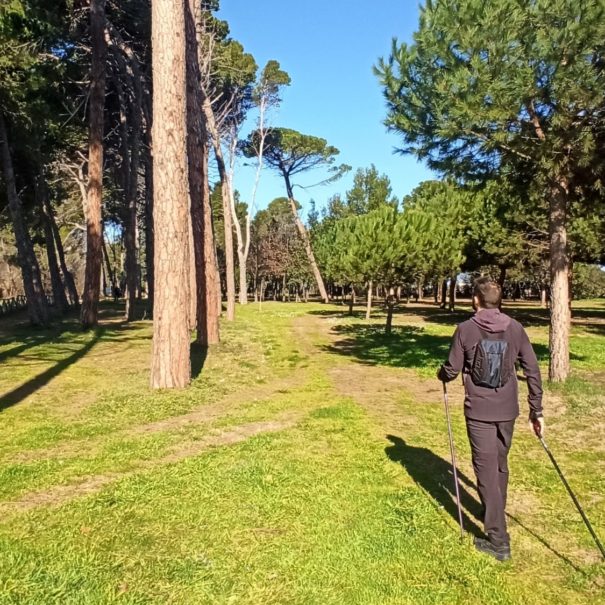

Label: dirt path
[0,410,303,516]
[1,313,328,515]
[303,311,605,569]
[7,371,309,465]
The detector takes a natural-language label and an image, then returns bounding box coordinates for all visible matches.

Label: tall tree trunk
[0,115,49,326]
[102,237,115,288]
[198,90,235,321]
[113,68,134,312]
[47,195,79,307]
[416,275,424,302]
[448,274,456,311]
[124,98,142,322]
[202,140,221,342]
[107,21,145,320]
[81,0,107,329]
[348,284,355,316]
[498,265,507,288]
[568,261,573,310]
[150,0,191,389]
[283,176,329,303]
[440,278,447,309]
[193,7,221,331]
[548,181,570,382]
[238,249,247,305]
[36,173,69,314]
[216,157,236,321]
[187,215,197,330]
[225,150,248,306]
[185,0,210,346]
[144,140,154,315]
[385,287,395,334]
[366,280,373,320]
[540,285,547,308]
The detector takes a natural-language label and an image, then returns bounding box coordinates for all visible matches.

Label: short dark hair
[473,277,502,309]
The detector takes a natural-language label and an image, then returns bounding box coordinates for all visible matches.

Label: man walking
[438,277,544,561]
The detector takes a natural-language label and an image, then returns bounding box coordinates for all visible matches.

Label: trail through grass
[0,300,603,604]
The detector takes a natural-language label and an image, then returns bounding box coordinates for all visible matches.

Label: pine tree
[376,0,605,380]
[241,127,349,303]
[81,0,108,329]
[150,0,191,389]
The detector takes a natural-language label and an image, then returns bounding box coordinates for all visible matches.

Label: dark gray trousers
[466,418,516,546]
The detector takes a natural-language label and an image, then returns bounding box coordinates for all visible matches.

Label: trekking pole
[442,382,464,539]
[534,425,605,561]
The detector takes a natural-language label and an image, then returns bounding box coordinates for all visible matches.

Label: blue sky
[217,1,435,219]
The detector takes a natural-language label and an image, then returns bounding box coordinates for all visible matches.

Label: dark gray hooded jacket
[438,308,543,422]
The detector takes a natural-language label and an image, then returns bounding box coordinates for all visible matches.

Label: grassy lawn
[0,300,603,604]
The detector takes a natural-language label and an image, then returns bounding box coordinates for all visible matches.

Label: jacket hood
[471,308,511,333]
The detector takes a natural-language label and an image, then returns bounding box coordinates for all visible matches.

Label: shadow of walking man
[385,434,484,537]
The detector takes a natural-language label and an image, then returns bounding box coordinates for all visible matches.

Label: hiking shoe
[474,537,511,562]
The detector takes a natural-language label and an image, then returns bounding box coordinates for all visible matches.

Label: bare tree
[231,61,290,305]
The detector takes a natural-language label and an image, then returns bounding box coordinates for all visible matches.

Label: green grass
[0,300,603,604]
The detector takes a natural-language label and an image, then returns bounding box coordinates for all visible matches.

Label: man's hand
[529,416,545,438]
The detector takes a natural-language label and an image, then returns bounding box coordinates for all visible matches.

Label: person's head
[472,277,502,310]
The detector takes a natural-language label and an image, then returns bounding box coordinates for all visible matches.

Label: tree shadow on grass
[322,321,553,369]
[190,342,208,379]
[0,328,106,412]
[322,324,454,370]
[0,336,54,364]
[577,323,605,337]
[385,434,484,537]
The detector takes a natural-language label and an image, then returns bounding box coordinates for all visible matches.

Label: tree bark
[36,173,69,314]
[102,237,115,288]
[185,0,212,346]
[366,280,373,320]
[144,138,154,315]
[283,177,329,303]
[47,195,79,307]
[81,0,107,329]
[218,158,236,321]
[197,92,235,322]
[548,180,570,382]
[225,142,248,306]
[448,274,456,311]
[107,23,146,317]
[150,0,191,389]
[238,248,247,304]
[202,140,221,343]
[498,265,507,288]
[416,275,424,302]
[124,77,142,322]
[0,115,49,326]
[385,287,395,334]
[348,284,355,316]
[440,278,447,309]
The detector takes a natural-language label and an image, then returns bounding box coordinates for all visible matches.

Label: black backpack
[470,326,513,388]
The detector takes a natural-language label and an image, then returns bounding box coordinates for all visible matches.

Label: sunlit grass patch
[0,301,603,604]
